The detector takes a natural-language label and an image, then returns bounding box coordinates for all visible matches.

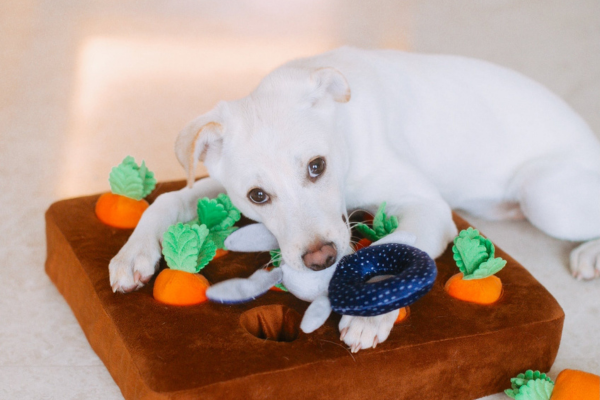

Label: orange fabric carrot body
[394,307,410,324]
[550,369,600,400]
[445,228,506,305]
[96,156,156,228]
[153,270,209,306]
[445,273,503,305]
[96,193,149,229]
[152,195,241,305]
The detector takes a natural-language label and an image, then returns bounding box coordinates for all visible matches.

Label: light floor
[1,1,599,399]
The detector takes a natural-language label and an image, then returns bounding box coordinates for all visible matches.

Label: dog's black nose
[302,242,337,271]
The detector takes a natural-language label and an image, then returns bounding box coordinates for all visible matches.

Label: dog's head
[175,67,351,272]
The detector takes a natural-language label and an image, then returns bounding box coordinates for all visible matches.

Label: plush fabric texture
[551,369,600,400]
[329,243,437,316]
[45,180,565,400]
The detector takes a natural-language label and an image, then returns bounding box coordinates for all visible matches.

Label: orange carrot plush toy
[153,194,241,306]
[505,369,600,400]
[153,223,216,306]
[95,156,156,229]
[354,202,398,247]
[445,227,507,305]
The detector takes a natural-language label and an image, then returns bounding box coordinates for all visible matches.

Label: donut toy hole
[240,305,301,342]
[367,275,394,284]
[329,244,437,316]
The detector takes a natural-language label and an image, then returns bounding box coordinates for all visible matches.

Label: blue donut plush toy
[328,243,437,316]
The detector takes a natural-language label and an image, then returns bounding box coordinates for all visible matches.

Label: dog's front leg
[372,199,458,259]
[109,177,225,292]
[340,198,457,352]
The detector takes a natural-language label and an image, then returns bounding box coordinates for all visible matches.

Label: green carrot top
[270,249,282,268]
[191,194,241,249]
[355,202,399,242]
[162,194,242,271]
[161,223,217,273]
[505,370,555,400]
[108,156,156,200]
[452,227,507,280]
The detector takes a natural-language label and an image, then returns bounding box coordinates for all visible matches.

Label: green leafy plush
[197,198,228,229]
[355,224,380,242]
[194,194,241,248]
[197,194,241,230]
[452,227,490,274]
[452,227,507,280]
[196,231,217,271]
[466,257,508,280]
[207,227,238,249]
[273,282,289,292]
[268,249,288,291]
[162,223,216,272]
[270,249,282,268]
[162,223,203,272]
[355,202,399,242]
[137,161,156,198]
[507,379,554,400]
[505,370,554,398]
[109,163,144,200]
[108,156,156,200]
[214,194,242,231]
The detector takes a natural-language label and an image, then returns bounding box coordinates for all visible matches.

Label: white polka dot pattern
[328,243,437,316]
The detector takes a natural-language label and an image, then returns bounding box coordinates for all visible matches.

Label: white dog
[109,47,600,352]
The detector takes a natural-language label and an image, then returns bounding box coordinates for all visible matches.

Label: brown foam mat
[45,180,564,400]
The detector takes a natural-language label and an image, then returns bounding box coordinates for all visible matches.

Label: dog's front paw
[570,238,600,280]
[109,236,161,293]
[338,309,399,353]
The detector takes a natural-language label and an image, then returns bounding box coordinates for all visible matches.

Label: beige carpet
[1,1,598,398]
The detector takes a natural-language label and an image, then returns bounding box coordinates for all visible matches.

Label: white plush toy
[205,223,416,333]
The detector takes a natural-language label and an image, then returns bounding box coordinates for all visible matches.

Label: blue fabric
[328,244,437,316]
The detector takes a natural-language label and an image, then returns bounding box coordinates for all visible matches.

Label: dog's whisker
[347,208,369,220]
[348,221,371,228]
[318,339,356,362]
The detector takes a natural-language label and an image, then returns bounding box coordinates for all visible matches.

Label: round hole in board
[240,305,301,342]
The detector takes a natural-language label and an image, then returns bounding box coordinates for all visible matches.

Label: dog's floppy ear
[309,67,351,104]
[175,107,225,188]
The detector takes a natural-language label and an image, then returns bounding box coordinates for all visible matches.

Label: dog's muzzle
[302,242,337,271]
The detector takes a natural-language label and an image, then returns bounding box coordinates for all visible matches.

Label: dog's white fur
[202,225,415,344]
[109,47,600,351]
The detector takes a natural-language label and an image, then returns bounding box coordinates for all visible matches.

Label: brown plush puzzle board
[45,180,565,400]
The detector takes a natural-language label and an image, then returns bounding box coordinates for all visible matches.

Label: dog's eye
[248,188,270,204]
[308,157,326,181]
